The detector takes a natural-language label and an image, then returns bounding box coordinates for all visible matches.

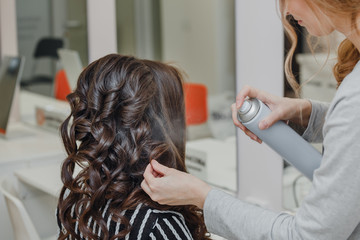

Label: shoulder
[130,206,194,240]
[320,61,360,165]
[333,61,360,104]
[326,61,360,124]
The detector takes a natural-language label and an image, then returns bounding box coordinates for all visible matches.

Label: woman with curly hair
[56,54,210,240]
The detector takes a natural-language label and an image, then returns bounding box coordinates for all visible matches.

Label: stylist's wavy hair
[279,0,360,93]
[57,54,210,239]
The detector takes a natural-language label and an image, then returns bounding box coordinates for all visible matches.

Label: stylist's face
[285,0,334,36]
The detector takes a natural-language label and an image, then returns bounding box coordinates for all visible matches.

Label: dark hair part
[57,54,210,239]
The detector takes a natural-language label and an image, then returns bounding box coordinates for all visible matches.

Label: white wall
[235,0,284,211]
[0,0,18,57]
[51,0,67,38]
[134,0,157,60]
[0,0,21,126]
[160,0,235,95]
[86,0,117,63]
[215,0,236,93]
[0,3,18,240]
[16,0,53,79]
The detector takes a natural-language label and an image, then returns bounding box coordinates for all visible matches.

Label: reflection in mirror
[116,0,237,193]
[116,0,162,60]
[16,0,88,98]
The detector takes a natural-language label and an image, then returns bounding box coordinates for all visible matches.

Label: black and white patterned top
[56,201,194,240]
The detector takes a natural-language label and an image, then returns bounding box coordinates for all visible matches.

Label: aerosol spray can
[237,98,321,180]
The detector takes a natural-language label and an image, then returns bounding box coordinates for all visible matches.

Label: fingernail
[236,101,241,108]
[150,160,156,166]
[259,121,267,130]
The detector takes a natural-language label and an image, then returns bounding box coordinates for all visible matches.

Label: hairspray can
[237,98,321,180]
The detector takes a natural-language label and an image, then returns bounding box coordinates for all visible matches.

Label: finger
[143,163,156,184]
[235,85,252,108]
[150,160,169,176]
[147,161,161,177]
[235,85,261,108]
[236,86,275,110]
[259,109,282,130]
[151,165,161,178]
[140,179,152,196]
[243,127,263,144]
[231,103,244,129]
[232,102,262,143]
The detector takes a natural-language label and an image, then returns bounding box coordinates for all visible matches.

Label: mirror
[116,0,237,193]
[15,0,237,194]
[16,0,88,97]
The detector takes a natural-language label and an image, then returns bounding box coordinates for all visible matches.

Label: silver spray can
[237,98,321,180]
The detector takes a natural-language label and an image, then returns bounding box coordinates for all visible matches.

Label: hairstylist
[141,0,360,239]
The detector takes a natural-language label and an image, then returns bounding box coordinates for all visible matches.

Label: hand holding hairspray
[237,98,321,180]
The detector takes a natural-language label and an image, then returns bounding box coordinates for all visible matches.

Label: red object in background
[54,69,71,101]
[184,83,208,125]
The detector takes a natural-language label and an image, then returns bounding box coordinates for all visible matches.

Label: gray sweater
[204,61,360,240]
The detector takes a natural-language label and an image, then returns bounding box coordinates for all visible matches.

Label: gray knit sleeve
[302,100,329,143]
[203,189,281,240]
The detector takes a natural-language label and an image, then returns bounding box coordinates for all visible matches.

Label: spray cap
[237,98,260,123]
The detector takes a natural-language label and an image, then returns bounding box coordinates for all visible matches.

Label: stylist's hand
[231,85,312,143]
[141,160,211,209]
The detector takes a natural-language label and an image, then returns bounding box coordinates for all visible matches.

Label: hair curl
[279,0,360,91]
[57,54,210,239]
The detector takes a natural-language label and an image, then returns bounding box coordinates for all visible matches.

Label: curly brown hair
[57,54,210,239]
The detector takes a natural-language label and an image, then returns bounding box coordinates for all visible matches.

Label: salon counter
[0,90,68,240]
